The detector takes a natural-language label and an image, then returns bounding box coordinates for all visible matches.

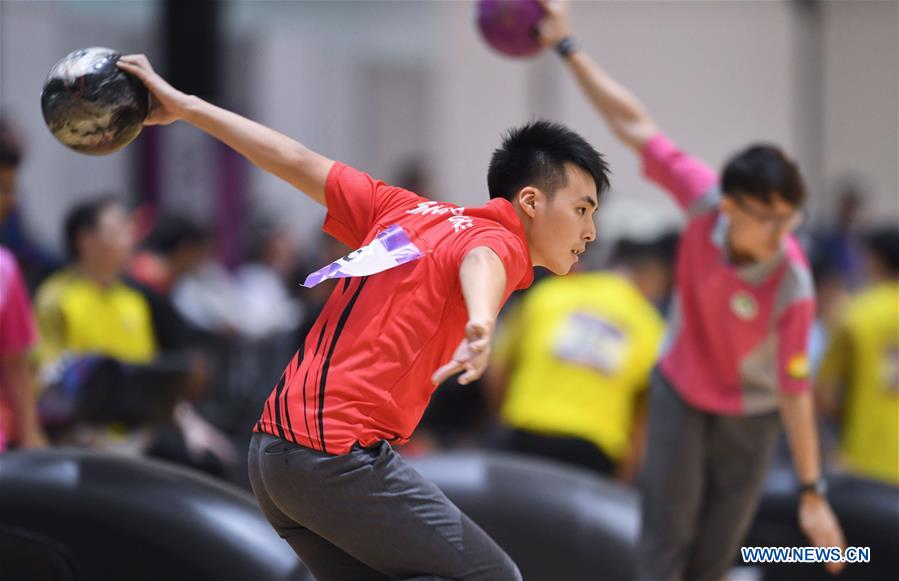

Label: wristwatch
[555,36,579,59]
[799,478,828,497]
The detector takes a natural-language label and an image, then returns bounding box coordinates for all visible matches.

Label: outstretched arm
[538,1,718,213]
[779,391,846,575]
[776,300,846,574]
[117,55,333,206]
[432,247,507,386]
[538,0,658,153]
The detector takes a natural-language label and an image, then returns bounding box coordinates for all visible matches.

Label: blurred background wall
[1,0,896,255]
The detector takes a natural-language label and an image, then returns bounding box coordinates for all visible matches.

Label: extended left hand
[799,494,847,575]
[431,318,494,386]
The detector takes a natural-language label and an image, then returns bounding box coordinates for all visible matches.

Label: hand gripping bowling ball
[477,0,546,58]
[41,47,149,155]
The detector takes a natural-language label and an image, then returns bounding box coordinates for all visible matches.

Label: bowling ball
[477,0,546,58]
[41,47,149,155]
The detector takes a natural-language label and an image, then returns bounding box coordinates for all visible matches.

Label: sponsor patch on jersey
[787,353,810,380]
[730,291,758,321]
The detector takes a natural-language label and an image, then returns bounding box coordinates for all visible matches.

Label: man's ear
[517,187,540,219]
[719,195,736,219]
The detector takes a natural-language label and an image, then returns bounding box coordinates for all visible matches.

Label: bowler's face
[528,163,598,275]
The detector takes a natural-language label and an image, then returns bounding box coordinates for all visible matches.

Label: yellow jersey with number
[493,272,665,461]
[819,281,899,485]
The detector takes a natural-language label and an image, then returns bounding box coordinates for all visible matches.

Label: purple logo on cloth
[302,224,423,288]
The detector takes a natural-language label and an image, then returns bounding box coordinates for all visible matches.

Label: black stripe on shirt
[264,398,275,430]
[317,276,369,453]
[280,345,305,444]
[272,374,288,441]
[303,322,330,448]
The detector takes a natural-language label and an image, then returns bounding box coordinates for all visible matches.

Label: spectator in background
[167,227,244,337]
[130,214,211,296]
[0,116,60,291]
[485,234,674,481]
[34,195,234,471]
[0,143,46,450]
[808,253,849,374]
[36,196,156,367]
[815,181,867,290]
[235,219,303,339]
[0,247,45,450]
[816,227,899,486]
[129,214,211,352]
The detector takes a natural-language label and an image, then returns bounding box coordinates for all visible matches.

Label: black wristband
[555,36,579,59]
[799,478,828,497]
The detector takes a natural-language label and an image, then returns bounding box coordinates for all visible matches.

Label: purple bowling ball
[477,0,546,58]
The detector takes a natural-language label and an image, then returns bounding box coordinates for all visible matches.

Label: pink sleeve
[444,227,531,298]
[0,252,37,354]
[777,298,815,394]
[642,132,720,212]
[323,162,423,248]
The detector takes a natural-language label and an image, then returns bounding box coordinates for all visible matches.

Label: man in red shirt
[120,55,610,579]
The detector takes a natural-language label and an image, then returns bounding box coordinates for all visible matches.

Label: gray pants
[248,432,521,581]
[638,371,781,581]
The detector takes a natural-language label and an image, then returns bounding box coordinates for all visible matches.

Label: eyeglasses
[733,197,803,231]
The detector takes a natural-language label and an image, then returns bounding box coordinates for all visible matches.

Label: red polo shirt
[642,133,816,415]
[256,162,533,453]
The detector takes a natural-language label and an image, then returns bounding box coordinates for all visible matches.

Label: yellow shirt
[35,269,157,367]
[819,281,899,485]
[494,272,665,461]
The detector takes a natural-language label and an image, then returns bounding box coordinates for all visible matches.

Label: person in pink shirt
[538,1,845,578]
[0,244,44,451]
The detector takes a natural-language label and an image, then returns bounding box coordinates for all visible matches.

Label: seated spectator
[34,195,234,471]
[37,195,156,367]
[170,248,243,337]
[130,214,211,296]
[816,227,899,486]
[128,214,212,352]
[485,234,675,481]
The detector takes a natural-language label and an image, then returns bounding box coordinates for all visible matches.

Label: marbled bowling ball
[41,47,149,155]
[477,0,546,58]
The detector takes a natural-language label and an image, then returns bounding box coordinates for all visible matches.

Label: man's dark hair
[721,144,806,207]
[64,195,122,261]
[487,120,610,201]
[864,227,899,277]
